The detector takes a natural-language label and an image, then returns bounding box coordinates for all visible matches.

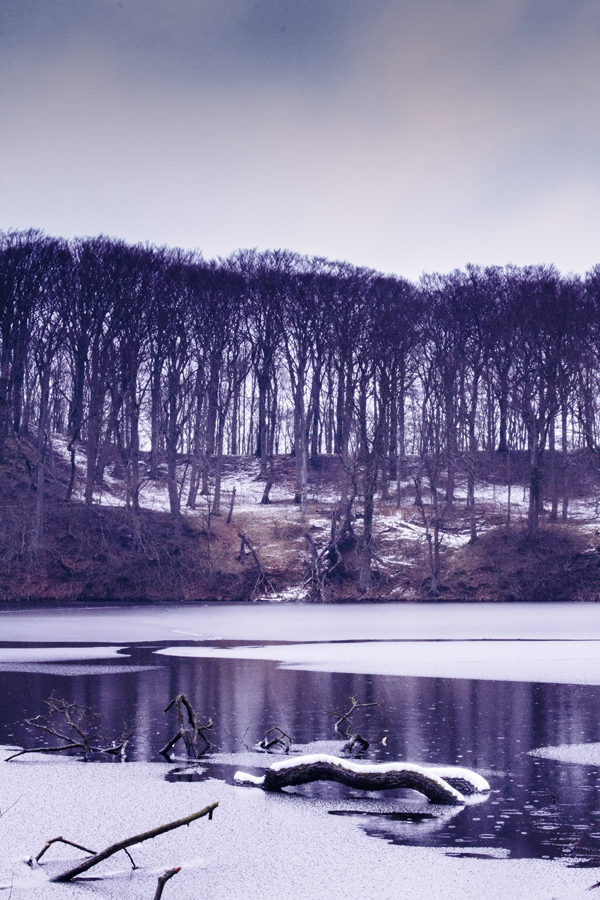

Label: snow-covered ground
[44,434,600,602]
[1,745,595,900]
[3,603,600,899]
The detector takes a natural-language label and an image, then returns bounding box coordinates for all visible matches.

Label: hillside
[1,435,600,604]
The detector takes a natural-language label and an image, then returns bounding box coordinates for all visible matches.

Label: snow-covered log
[234,754,490,804]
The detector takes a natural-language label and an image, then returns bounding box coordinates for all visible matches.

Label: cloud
[1,0,599,277]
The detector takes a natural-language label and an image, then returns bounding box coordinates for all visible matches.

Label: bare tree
[0,230,48,462]
[30,239,70,550]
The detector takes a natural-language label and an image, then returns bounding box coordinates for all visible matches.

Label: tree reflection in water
[2,645,600,863]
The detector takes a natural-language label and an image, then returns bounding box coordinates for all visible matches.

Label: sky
[1,0,599,281]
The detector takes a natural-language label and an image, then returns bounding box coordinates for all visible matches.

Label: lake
[2,602,600,868]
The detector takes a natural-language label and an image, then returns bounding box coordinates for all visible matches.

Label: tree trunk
[231,372,239,456]
[528,438,543,541]
[149,352,162,479]
[358,457,376,593]
[310,368,320,459]
[497,384,509,453]
[65,355,85,501]
[549,414,558,522]
[211,413,225,516]
[0,367,9,464]
[32,371,51,552]
[293,403,302,504]
[444,385,457,506]
[84,356,104,507]
[561,402,569,521]
[257,372,269,478]
[166,371,180,522]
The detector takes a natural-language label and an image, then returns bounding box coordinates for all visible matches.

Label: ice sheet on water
[2,601,600,645]
[155,639,600,685]
[0,647,129,662]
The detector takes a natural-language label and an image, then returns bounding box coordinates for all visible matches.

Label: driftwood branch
[325,696,377,737]
[258,727,291,754]
[324,695,377,755]
[160,694,213,760]
[6,743,83,762]
[234,755,490,805]
[342,733,370,757]
[154,866,181,900]
[50,802,218,882]
[6,695,130,762]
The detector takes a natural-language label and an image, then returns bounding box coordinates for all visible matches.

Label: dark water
[2,640,600,865]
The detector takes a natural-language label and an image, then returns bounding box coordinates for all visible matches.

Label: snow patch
[155,638,600,686]
[0,647,129,663]
[528,743,600,765]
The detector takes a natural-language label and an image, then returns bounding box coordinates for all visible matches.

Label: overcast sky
[1,0,599,280]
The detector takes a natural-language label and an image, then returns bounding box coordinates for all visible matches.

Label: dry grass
[447,524,600,602]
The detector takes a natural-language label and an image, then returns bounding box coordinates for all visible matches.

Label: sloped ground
[1,437,600,603]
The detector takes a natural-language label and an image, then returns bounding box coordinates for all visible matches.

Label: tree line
[1,229,600,590]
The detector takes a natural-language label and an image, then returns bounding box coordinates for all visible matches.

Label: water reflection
[2,641,600,863]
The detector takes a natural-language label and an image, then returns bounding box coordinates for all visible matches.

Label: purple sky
[1,0,599,279]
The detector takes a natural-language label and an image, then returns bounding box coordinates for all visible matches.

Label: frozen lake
[2,602,600,899]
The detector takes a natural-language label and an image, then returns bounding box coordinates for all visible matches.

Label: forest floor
[2,435,600,603]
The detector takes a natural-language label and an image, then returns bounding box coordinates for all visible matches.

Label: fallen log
[234,755,490,805]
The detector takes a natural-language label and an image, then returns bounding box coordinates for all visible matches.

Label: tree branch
[50,802,218,882]
[153,866,181,900]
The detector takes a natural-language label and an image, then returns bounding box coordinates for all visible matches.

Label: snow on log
[234,754,490,804]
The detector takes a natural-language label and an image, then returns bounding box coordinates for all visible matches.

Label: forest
[2,228,600,602]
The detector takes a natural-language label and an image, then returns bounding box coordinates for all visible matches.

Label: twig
[0,796,21,817]
[258,727,291,754]
[153,866,181,900]
[324,696,377,755]
[31,836,97,866]
[123,847,137,869]
[324,696,378,737]
[6,743,84,761]
[240,726,251,751]
[50,802,218,882]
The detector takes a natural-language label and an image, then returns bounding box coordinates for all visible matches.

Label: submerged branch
[153,866,181,900]
[50,802,218,882]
